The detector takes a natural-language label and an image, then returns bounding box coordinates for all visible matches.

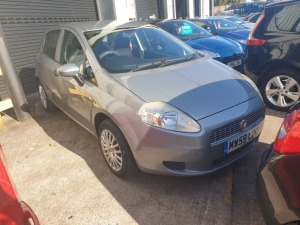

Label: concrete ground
[0,93,285,225]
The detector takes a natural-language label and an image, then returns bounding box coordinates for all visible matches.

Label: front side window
[43,30,60,60]
[60,30,84,67]
[206,19,244,31]
[191,21,211,31]
[275,5,300,32]
[60,30,96,84]
[84,26,197,73]
[227,17,245,25]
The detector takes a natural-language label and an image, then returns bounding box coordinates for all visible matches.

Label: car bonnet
[113,58,258,120]
[185,36,241,53]
[226,29,251,40]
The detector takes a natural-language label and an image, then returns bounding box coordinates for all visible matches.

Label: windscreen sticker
[177,23,193,35]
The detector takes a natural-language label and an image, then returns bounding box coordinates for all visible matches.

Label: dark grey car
[35,20,265,178]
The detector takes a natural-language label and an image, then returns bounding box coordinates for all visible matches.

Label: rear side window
[43,30,60,60]
[275,4,300,32]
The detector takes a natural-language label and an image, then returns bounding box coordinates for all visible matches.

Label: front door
[55,29,95,130]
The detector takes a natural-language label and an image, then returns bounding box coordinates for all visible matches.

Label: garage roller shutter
[136,0,158,20]
[0,0,98,96]
[0,75,9,101]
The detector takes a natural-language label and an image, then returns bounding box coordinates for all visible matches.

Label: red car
[257,101,300,225]
[0,145,40,225]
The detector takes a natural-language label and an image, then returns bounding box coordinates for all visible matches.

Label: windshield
[84,26,197,73]
[158,21,212,40]
[205,19,245,31]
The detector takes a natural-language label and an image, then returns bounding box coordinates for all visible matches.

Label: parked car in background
[189,17,251,51]
[157,19,245,72]
[0,145,40,225]
[245,12,261,23]
[257,101,300,225]
[245,0,300,111]
[242,12,261,22]
[221,16,255,29]
[35,20,265,178]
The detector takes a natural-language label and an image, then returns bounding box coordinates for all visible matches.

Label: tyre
[38,82,57,112]
[260,69,300,111]
[98,119,137,178]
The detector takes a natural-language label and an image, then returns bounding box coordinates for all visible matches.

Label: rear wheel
[38,82,57,112]
[260,69,300,111]
[98,119,137,178]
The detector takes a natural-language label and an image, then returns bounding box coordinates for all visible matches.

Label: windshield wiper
[132,58,184,72]
[132,61,163,72]
[187,36,207,41]
[159,58,186,67]
[186,52,203,61]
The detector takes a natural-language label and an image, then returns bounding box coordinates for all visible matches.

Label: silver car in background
[35,20,265,178]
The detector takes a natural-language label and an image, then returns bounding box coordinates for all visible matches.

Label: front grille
[210,108,264,144]
[222,53,244,65]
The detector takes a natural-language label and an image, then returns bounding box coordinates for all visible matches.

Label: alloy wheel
[265,75,300,108]
[39,84,48,109]
[100,129,123,172]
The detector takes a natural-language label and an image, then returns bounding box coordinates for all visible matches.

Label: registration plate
[228,59,242,67]
[224,125,260,154]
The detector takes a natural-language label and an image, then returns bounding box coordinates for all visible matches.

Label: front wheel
[98,119,137,178]
[260,69,300,111]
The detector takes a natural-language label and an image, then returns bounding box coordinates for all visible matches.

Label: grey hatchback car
[35,20,265,178]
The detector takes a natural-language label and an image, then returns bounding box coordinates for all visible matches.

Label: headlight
[196,50,221,58]
[138,102,201,133]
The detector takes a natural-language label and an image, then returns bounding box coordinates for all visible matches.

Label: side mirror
[56,64,84,86]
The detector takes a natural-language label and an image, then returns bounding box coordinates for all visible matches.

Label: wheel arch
[94,112,111,136]
[257,61,300,88]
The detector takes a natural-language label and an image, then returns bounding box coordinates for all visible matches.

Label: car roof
[54,20,151,32]
[266,0,299,8]
[197,17,230,21]
[158,19,190,24]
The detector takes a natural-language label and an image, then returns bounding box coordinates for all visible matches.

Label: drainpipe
[0,29,31,121]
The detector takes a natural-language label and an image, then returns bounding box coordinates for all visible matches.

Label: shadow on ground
[24,93,234,225]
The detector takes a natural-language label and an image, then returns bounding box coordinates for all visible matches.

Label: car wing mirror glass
[56,64,84,86]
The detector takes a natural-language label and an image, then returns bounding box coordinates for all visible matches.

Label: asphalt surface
[0,93,285,225]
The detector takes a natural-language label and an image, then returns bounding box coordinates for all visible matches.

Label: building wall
[113,0,213,21]
[114,0,136,20]
[98,0,116,20]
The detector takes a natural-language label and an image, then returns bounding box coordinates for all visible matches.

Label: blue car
[189,18,251,51]
[157,20,245,72]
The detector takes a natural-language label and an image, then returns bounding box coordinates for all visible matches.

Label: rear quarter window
[275,4,300,32]
[43,30,60,60]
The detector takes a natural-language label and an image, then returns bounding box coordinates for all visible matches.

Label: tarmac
[0,93,285,225]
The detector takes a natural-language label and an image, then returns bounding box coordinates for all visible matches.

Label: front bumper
[122,97,265,176]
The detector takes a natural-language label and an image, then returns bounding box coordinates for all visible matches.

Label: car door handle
[88,96,94,102]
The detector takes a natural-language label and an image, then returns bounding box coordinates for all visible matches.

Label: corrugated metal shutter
[0,75,9,101]
[136,0,158,20]
[0,0,97,96]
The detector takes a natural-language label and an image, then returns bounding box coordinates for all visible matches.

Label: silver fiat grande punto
[35,20,265,178]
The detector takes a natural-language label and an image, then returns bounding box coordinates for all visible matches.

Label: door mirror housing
[56,64,84,86]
